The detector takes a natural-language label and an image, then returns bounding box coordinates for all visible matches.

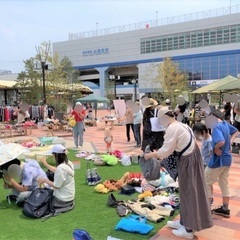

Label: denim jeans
[12,189,31,204]
[133,123,141,145]
[73,121,84,147]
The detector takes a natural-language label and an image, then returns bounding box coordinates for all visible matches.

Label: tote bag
[150,108,165,132]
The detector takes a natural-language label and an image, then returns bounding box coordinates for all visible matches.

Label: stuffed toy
[101,154,118,166]
[68,116,76,127]
[118,172,143,187]
[103,180,123,191]
[110,150,123,158]
[104,180,118,191]
[138,191,153,200]
[94,184,109,193]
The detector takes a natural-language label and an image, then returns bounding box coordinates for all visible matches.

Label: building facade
[53,5,240,98]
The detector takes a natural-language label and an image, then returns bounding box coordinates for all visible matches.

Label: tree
[15,58,42,104]
[155,57,188,105]
[60,56,80,84]
[15,41,84,111]
[105,79,115,104]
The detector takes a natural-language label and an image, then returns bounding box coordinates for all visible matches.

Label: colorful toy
[94,184,109,193]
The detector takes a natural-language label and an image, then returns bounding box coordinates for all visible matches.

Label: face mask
[194,133,203,141]
[197,136,203,141]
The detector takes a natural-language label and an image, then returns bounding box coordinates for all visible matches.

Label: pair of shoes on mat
[167,220,194,239]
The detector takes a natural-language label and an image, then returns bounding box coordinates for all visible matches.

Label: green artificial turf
[0,150,178,240]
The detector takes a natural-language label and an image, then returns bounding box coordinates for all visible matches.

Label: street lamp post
[109,74,120,99]
[132,79,138,101]
[35,42,51,105]
[41,61,47,104]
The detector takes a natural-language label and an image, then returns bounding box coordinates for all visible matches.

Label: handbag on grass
[86,162,102,186]
[120,184,136,195]
[161,127,192,181]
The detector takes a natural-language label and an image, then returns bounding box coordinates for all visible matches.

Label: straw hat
[144,98,158,108]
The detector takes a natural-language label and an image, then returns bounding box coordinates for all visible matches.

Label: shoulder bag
[161,127,192,181]
[150,108,165,132]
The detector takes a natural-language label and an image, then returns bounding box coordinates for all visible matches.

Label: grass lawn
[0,149,178,240]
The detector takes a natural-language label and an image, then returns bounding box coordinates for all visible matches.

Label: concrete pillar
[95,66,109,97]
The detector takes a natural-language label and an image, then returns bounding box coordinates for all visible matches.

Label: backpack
[22,187,54,219]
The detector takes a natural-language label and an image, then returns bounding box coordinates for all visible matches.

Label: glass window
[196,31,203,47]
[219,55,227,64]
[229,54,236,63]
[179,35,184,49]
[177,60,185,69]
[191,32,197,47]
[185,34,191,48]
[204,30,210,46]
[228,69,237,76]
[140,24,240,54]
[151,40,156,52]
[210,70,219,79]
[167,37,173,50]
[210,29,216,45]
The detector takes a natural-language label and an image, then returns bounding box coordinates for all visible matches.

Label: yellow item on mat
[94,184,109,193]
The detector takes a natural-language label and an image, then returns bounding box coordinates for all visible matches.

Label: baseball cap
[165,99,170,104]
[47,144,67,154]
[75,102,82,106]
[157,106,172,118]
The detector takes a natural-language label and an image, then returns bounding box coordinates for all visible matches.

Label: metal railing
[68,4,240,40]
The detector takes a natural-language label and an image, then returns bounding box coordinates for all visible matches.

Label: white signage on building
[190,80,218,86]
[82,48,109,56]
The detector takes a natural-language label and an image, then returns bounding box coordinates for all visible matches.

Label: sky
[0,0,239,73]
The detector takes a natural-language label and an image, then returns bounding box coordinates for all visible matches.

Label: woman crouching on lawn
[38,144,75,214]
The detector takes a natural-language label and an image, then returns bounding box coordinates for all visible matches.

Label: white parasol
[0,141,29,167]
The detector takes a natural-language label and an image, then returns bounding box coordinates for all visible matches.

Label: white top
[157,121,195,159]
[25,111,30,118]
[53,161,75,202]
[17,113,25,123]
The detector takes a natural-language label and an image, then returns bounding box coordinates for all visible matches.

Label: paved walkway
[1,110,239,240]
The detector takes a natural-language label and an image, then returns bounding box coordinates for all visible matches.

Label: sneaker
[167,220,182,230]
[172,226,194,239]
[6,195,17,202]
[212,206,230,218]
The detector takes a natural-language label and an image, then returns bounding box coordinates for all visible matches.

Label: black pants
[233,120,240,131]
[126,123,134,141]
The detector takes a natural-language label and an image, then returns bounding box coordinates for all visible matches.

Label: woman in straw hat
[141,98,165,151]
